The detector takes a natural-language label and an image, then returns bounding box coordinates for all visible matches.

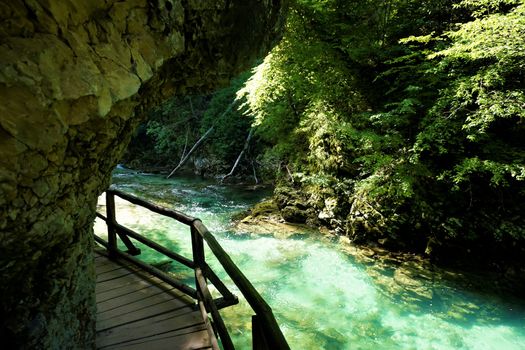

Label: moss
[251,200,279,217]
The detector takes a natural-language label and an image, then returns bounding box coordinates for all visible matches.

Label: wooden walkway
[94,188,290,349]
[95,249,214,350]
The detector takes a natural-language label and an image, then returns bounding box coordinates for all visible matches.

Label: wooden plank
[95,254,111,262]
[96,274,153,296]
[96,263,130,276]
[97,309,205,347]
[95,257,115,268]
[96,266,182,297]
[95,239,213,349]
[95,274,189,303]
[94,250,116,265]
[95,260,148,280]
[95,252,136,273]
[95,258,139,273]
[98,246,198,299]
[98,292,190,322]
[97,298,194,332]
[95,266,190,305]
[94,255,114,265]
[100,326,211,350]
[95,262,119,274]
[97,281,170,303]
[98,274,171,299]
[97,285,177,314]
[97,272,152,291]
[97,304,196,333]
[95,249,109,258]
[95,247,110,257]
[96,267,137,283]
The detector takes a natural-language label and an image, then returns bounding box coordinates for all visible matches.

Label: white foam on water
[381,311,525,350]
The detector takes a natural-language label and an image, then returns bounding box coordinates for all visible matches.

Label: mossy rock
[251,200,279,217]
[231,199,279,222]
[281,205,308,224]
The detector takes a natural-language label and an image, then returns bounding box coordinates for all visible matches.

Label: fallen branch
[166,101,236,179]
[285,164,294,184]
[180,125,189,161]
[166,125,214,178]
[220,128,253,183]
[252,160,259,185]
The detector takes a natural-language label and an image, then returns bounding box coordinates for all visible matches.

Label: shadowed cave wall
[0,0,285,347]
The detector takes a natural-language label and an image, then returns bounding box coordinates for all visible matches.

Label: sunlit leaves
[239,8,368,169]
[454,0,522,17]
[440,157,525,189]
[432,4,525,63]
[417,3,525,189]
[238,0,525,248]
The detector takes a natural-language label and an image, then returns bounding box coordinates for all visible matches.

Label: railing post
[191,224,205,268]
[106,191,117,256]
[252,315,270,350]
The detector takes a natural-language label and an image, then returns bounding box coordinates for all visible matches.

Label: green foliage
[124,74,256,174]
[454,0,521,17]
[200,72,254,163]
[239,0,525,259]
[443,157,525,188]
[417,3,525,193]
[240,7,369,170]
[127,0,525,261]
[146,97,205,158]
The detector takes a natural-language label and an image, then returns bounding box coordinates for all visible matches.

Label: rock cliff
[0,0,285,347]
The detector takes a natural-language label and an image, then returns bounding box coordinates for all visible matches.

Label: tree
[239,0,525,262]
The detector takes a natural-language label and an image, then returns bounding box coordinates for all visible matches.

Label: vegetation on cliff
[125,0,525,266]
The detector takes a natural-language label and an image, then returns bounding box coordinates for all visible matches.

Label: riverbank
[118,164,525,300]
[232,198,525,301]
[119,162,267,186]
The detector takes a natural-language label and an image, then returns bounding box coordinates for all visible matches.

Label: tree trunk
[221,128,254,183]
[166,125,215,178]
[252,160,259,184]
[166,101,236,178]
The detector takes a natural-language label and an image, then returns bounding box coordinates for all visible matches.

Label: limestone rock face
[0,0,285,348]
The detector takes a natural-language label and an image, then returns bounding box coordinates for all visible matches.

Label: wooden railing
[94,187,290,350]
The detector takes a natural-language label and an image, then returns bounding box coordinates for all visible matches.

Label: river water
[94,168,525,349]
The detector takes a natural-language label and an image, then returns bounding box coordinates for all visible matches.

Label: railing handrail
[192,220,289,349]
[95,187,290,350]
[108,188,196,224]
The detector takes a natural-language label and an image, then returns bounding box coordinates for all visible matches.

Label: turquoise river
[94,168,525,349]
